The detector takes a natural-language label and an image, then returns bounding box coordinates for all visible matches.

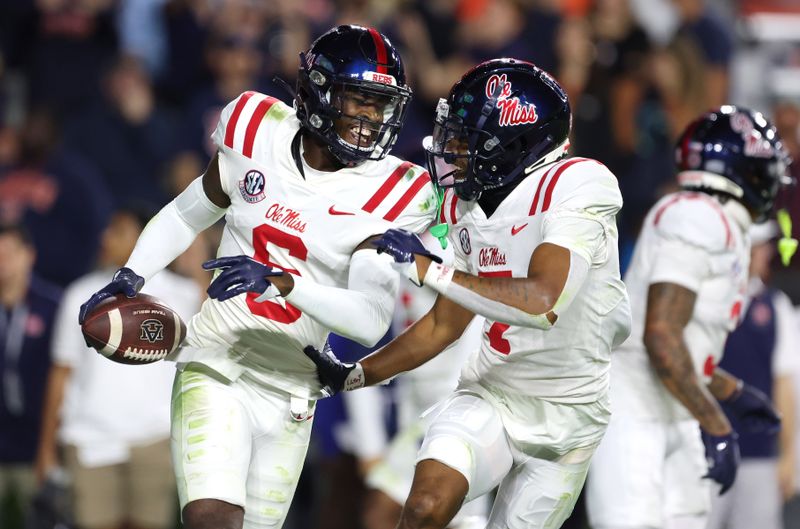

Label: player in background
[585,107,793,529]
[305,58,632,529]
[78,25,437,529]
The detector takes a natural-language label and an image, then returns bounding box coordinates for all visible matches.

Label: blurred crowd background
[1,0,800,528]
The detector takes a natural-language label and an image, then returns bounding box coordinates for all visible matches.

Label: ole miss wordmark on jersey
[173,91,437,398]
[440,157,630,404]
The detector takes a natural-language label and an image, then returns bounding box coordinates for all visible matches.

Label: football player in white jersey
[77,25,438,529]
[305,58,633,529]
[585,107,793,529]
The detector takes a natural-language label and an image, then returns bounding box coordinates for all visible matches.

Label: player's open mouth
[346,124,374,148]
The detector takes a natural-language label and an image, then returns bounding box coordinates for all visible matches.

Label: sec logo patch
[239,170,266,203]
[459,227,471,255]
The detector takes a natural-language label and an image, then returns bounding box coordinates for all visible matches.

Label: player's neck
[300,133,344,173]
[477,179,521,217]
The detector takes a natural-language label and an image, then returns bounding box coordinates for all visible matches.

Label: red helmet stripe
[368,27,389,74]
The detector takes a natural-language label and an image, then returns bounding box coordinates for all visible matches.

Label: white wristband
[344,363,365,391]
[422,262,455,293]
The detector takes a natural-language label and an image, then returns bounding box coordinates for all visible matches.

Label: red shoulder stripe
[529,162,562,215]
[368,28,388,74]
[653,193,733,248]
[541,158,589,213]
[363,161,414,213]
[242,96,278,158]
[384,172,430,221]
[224,91,256,149]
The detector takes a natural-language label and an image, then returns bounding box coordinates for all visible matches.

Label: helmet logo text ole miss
[485,74,538,127]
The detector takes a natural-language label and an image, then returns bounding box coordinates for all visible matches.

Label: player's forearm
[645,327,732,435]
[708,368,741,401]
[418,244,585,330]
[360,312,457,385]
[283,250,397,346]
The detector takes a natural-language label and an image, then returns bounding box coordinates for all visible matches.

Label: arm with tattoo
[643,282,732,436]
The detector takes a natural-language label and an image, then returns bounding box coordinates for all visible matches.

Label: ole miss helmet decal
[239,170,266,203]
[485,73,538,127]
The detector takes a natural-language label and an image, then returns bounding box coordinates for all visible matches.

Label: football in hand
[81,293,187,365]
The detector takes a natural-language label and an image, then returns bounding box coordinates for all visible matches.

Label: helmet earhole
[310,71,326,86]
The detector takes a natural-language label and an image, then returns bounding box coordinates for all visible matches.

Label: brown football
[81,293,187,365]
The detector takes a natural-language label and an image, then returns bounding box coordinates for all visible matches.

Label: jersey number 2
[246,224,308,323]
[479,270,512,355]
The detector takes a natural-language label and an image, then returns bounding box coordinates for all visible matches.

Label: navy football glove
[722,383,781,435]
[203,256,284,302]
[303,342,364,397]
[78,267,144,324]
[701,430,740,495]
[372,229,442,267]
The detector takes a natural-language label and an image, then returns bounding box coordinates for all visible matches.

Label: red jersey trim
[242,96,278,158]
[384,172,431,221]
[653,192,733,248]
[439,189,449,224]
[541,158,593,212]
[363,161,414,213]
[224,91,256,149]
[449,191,458,225]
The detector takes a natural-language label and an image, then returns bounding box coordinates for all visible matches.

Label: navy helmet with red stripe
[424,58,571,201]
[296,25,412,167]
[675,106,793,222]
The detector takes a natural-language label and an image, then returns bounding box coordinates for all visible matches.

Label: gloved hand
[372,229,443,265]
[303,342,365,397]
[203,256,284,302]
[701,430,740,495]
[722,382,781,435]
[78,267,144,323]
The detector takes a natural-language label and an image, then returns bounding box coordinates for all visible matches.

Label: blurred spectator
[771,99,800,300]
[26,0,119,117]
[671,0,733,109]
[458,0,561,74]
[179,30,270,164]
[0,223,62,525]
[63,56,177,208]
[0,107,113,287]
[117,0,170,79]
[709,222,799,529]
[35,207,201,529]
[571,0,653,232]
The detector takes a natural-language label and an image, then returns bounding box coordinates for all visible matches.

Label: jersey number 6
[247,224,308,323]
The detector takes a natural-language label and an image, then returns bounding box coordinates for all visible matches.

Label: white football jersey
[442,157,631,405]
[612,191,751,421]
[170,91,437,399]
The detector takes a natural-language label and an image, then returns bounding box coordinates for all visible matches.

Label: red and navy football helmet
[676,106,793,222]
[296,25,412,167]
[424,58,571,200]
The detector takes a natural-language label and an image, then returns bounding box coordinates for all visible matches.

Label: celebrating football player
[304,58,632,529]
[78,25,437,529]
[585,107,792,529]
